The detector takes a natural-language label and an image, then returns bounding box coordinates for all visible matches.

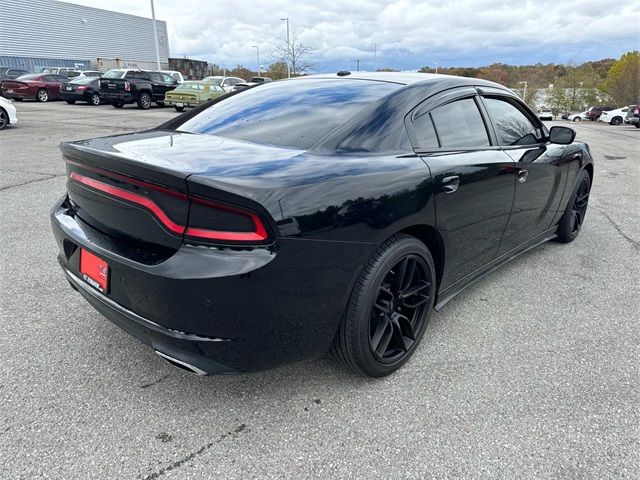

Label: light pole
[252,45,260,77]
[150,0,161,70]
[519,80,528,103]
[370,43,376,72]
[355,59,360,72]
[280,18,291,78]
[433,62,438,74]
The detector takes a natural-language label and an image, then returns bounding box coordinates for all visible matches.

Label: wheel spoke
[391,314,414,351]
[371,316,393,356]
[393,257,416,293]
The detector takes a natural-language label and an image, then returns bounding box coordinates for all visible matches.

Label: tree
[266,61,288,80]
[273,28,316,76]
[376,67,400,72]
[604,51,640,105]
[229,65,254,80]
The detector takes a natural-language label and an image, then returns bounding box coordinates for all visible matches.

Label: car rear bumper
[165,99,200,108]
[51,195,371,374]
[60,91,92,102]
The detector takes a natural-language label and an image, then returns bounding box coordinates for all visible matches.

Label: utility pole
[370,43,376,72]
[356,59,360,72]
[150,0,161,70]
[280,18,291,78]
[252,45,260,77]
[433,62,438,74]
[519,80,528,103]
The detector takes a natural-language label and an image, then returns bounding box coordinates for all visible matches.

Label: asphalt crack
[141,423,248,480]
[594,207,640,251]
[141,374,170,389]
[0,173,66,192]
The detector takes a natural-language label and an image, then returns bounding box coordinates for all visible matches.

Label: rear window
[103,70,127,79]
[70,77,96,85]
[177,82,204,91]
[178,79,400,149]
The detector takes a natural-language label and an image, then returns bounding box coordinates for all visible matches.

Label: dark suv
[626,105,640,128]
[99,69,178,109]
[585,105,614,121]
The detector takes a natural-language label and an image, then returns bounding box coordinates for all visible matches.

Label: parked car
[538,108,553,120]
[250,76,272,83]
[1,73,69,101]
[67,70,103,79]
[40,67,79,77]
[164,81,226,111]
[51,72,593,377]
[201,76,245,92]
[99,69,178,109]
[567,111,587,122]
[626,105,640,128]
[160,70,184,83]
[585,105,614,121]
[598,106,629,125]
[560,111,571,120]
[0,96,18,130]
[0,67,30,82]
[60,77,103,105]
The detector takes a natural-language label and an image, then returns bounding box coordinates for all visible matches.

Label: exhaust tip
[155,350,208,376]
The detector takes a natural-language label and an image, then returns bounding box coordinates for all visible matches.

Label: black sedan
[59,77,102,105]
[51,72,593,377]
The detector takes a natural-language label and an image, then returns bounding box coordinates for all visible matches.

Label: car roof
[292,72,511,91]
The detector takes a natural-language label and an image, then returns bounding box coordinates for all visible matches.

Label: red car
[1,73,70,102]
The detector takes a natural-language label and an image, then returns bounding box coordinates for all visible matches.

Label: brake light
[77,86,88,91]
[67,165,269,244]
[124,81,131,92]
[635,108,639,114]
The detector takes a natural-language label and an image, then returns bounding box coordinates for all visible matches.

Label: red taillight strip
[68,171,268,242]
[65,158,188,200]
[70,172,185,234]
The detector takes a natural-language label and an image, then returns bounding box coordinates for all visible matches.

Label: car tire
[175,106,184,112]
[635,123,640,128]
[330,234,436,377]
[555,169,591,243]
[0,108,8,130]
[65,100,76,105]
[610,116,623,126]
[89,93,100,106]
[573,117,581,122]
[137,92,152,110]
[36,89,49,102]
[111,102,124,108]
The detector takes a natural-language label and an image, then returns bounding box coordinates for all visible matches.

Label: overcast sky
[64,0,639,72]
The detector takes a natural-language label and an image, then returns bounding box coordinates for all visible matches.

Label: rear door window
[430,98,490,148]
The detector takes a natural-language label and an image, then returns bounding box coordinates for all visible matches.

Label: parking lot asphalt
[0,101,638,479]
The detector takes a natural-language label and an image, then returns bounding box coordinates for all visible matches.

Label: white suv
[538,108,553,121]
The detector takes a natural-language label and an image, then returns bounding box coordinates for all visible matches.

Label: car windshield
[40,68,57,73]
[177,78,400,149]
[103,70,127,79]
[176,82,204,91]
[17,74,42,81]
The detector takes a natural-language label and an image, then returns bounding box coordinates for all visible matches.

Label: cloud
[63,0,638,71]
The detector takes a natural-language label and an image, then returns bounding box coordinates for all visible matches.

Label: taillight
[635,107,639,114]
[185,197,268,243]
[124,81,131,92]
[77,86,88,91]
[66,161,270,245]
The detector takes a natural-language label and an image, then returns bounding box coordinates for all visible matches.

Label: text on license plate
[80,249,109,293]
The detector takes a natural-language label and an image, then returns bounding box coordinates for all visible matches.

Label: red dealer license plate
[79,249,109,293]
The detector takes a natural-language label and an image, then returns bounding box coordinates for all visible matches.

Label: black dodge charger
[51,72,593,377]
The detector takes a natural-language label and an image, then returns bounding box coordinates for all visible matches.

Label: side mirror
[549,126,575,145]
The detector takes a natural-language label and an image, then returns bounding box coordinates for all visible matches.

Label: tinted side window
[412,113,439,150]
[484,97,539,146]
[431,98,489,148]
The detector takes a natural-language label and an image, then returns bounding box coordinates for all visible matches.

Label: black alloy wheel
[0,108,7,130]
[369,254,432,363]
[556,170,591,243]
[330,234,436,376]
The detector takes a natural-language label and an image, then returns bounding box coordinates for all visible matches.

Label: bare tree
[273,28,316,76]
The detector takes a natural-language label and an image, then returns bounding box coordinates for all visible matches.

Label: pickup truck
[99,69,178,109]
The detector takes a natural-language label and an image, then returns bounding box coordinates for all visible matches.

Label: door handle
[517,169,528,183]
[442,175,460,193]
